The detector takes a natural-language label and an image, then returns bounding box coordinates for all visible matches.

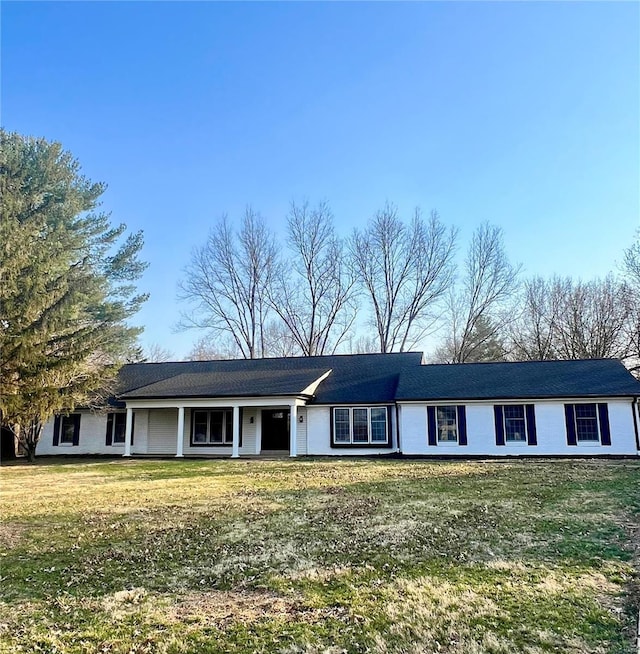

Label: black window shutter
[494,406,505,446]
[131,412,135,445]
[565,404,577,446]
[53,415,61,446]
[598,403,611,446]
[457,406,467,446]
[239,408,243,448]
[72,414,81,446]
[330,407,335,446]
[105,413,114,446]
[525,404,537,446]
[427,406,437,446]
[387,405,393,447]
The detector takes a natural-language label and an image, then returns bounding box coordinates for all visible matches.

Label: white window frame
[332,407,388,446]
[108,412,127,446]
[56,414,80,447]
[573,403,601,444]
[435,406,458,444]
[192,409,234,446]
[503,404,528,444]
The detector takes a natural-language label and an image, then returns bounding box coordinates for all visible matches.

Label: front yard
[0,458,638,653]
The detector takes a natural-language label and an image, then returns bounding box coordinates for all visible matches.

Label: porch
[121,398,308,458]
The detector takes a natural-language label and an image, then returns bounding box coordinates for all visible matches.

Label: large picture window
[331,407,390,447]
[191,409,234,446]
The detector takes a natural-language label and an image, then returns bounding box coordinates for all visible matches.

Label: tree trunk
[19,417,42,463]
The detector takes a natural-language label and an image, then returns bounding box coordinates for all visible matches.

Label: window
[106,413,127,445]
[504,405,527,442]
[53,414,81,446]
[436,406,458,443]
[494,405,537,446]
[564,403,611,446]
[428,406,467,446]
[575,404,598,442]
[191,409,234,446]
[331,407,389,446]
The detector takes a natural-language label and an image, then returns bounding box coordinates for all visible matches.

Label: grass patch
[1,458,638,653]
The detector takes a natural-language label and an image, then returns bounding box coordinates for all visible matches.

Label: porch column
[231,405,240,458]
[255,410,262,455]
[290,402,297,458]
[124,408,133,457]
[176,406,185,458]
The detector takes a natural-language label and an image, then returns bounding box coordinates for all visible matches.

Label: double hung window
[436,406,458,443]
[503,405,527,442]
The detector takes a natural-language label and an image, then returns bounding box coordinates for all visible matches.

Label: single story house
[36,353,640,458]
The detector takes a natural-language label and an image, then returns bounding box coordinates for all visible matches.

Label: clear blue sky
[3,1,639,358]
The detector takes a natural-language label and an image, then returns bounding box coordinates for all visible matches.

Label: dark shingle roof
[395,359,640,401]
[118,352,423,404]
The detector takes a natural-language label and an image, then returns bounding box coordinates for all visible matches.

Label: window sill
[331,442,392,449]
[576,441,602,447]
[436,442,459,447]
[56,443,75,447]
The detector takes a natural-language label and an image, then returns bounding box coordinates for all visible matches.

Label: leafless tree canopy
[622,231,640,376]
[438,223,520,363]
[186,335,242,361]
[509,275,631,362]
[268,201,358,356]
[350,205,457,353]
[143,342,174,363]
[178,209,277,359]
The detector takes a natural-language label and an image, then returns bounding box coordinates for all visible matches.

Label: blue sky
[2,1,639,358]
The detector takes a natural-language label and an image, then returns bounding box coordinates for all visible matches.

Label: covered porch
[121,397,308,458]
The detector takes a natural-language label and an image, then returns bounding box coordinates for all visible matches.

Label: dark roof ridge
[420,357,625,368]
[126,351,423,366]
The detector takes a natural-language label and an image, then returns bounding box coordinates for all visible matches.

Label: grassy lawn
[0,458,638,653]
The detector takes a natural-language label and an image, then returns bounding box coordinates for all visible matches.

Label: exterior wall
[296,408,307,455]
[147,407,260,456]
[36,398,639,458]
[131,409,149,455]
[38,410,124,456]
[306,406,397,456]
[399,399,639,456]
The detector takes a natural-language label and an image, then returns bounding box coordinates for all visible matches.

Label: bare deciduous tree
[143,343,174,363]
[548,276,629,360]
[178,209,277,359]
[437,223,520,363]
[350,204,457,353]
[186,335,242,361]
[268,201,358,356]
[508,276,565,360]
[509,275,634,366]
[621,231,640,376]
[345,332,379,354]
